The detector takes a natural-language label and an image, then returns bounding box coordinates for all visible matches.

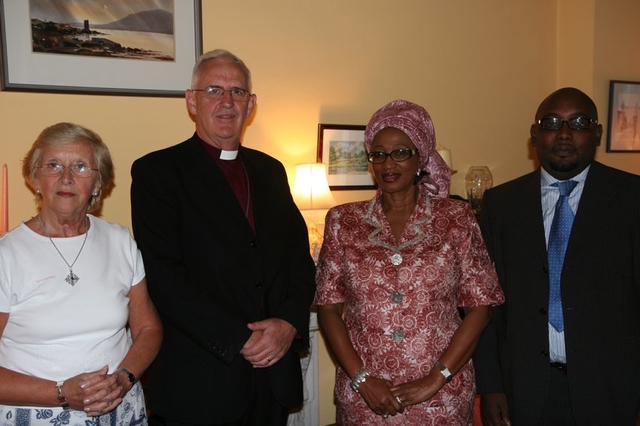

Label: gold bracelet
[55,381,70,410]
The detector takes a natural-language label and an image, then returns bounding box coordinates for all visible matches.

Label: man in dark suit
[474,87,640,425]
[131,49,316,426]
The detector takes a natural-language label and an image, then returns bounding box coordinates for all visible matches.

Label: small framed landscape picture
[606,80,640,152]
[317,123,376,190]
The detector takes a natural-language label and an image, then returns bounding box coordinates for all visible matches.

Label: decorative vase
[465,166,493,216]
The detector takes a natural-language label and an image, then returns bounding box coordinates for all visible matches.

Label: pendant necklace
[38,215,89,286]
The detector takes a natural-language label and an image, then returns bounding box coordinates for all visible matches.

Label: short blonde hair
[22,122,114,212]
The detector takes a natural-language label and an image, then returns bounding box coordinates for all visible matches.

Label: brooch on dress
[390,253,403,266]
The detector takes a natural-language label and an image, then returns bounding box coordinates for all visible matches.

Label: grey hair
[190,49,252,91]
[22,122,114,212]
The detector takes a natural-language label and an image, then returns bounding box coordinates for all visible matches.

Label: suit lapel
[565,162,615,259]
[519,170,549,261]
[241,149,294,237]
[186,139,255,236]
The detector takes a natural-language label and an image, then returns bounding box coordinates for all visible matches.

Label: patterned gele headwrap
[364,99,451,198]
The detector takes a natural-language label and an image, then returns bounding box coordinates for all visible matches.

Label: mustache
[551,144,577,154]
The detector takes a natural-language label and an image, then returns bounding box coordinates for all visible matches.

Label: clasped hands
[58,366,128,417]
[358,373,443,418]
[240,318,296,368]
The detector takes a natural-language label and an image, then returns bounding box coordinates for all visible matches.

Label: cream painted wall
[592,0,640,174]
[1,1,639,425]
[557,0,640,177]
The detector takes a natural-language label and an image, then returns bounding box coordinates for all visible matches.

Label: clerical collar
[220,150,238,160]
[196,133,240,161]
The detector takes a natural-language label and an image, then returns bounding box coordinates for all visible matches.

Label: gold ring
[108,400,113,406]
[98,410,104,415]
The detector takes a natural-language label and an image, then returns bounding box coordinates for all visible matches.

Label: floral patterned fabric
[0,382,147,426]
[314,187,504,425]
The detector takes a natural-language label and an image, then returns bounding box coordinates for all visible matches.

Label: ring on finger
[107,400,113,406]
[396,395,402,404]
[382,413,389,419]
[98,410,104,415]
[266,356,271,362]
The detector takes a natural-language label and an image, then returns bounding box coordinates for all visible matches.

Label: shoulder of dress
[430,196,470,213]
[330,200,370,213]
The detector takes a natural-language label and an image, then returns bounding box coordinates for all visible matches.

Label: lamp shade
[436,144,453,170]
[292,163,335,210]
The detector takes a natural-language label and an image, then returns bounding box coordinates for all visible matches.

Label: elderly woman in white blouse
[0,122,161,425]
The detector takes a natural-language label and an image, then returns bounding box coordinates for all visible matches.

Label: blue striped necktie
[548,180,578,332]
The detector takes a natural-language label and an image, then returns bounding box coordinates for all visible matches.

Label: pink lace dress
[314,187,504,425]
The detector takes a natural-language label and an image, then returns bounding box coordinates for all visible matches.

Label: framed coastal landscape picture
[0,0,202,96]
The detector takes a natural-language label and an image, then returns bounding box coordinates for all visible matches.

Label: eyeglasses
[537,116,597,131]
[37,162,99,178]
[367,148,419,164]
[191,85,252,101]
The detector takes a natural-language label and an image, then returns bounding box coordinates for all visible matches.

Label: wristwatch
[436,361,453,382]
[117,367,137,384]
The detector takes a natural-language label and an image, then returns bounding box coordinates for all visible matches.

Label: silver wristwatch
[437,361,453,382]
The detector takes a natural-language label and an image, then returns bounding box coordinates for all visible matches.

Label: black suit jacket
[130,135,316,424]
[473,161,640,425]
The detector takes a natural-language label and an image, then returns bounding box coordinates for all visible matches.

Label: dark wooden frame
[317,123,376,190]
[606,80,640,152]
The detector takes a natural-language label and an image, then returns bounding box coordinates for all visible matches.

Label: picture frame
[0,0,202,97]
[317,123,376,190]
[606,80,640,152]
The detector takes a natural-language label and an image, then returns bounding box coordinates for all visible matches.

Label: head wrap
[364,99,451,197]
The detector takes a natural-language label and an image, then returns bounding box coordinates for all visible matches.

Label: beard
[548,157,578,173]
[547,144,580,173]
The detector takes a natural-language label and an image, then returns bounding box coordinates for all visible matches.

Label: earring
[92,192,98,197]
[416,169,422,177]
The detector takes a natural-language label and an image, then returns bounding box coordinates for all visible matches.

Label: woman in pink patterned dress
[314,99,504,425]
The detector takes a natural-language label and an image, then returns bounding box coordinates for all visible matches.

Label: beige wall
[1,1,639,424]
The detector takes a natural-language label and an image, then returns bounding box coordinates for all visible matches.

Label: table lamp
[292,162,335,263]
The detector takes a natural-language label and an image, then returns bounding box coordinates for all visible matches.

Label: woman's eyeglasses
[367,148,419,164]
[37,162,99,178]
